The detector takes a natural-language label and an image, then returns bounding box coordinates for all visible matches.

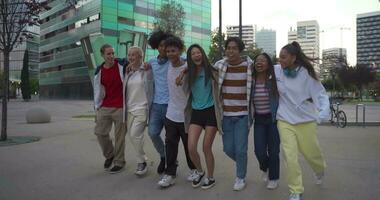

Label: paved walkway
[0,100,379,200]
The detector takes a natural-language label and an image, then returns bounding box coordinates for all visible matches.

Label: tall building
[226,25,256,48]
[39,0,211,99]
[357,11,380,67]
[287,27,297,44]
[255,28,276,57]
[287,20,320,73]
[321,48,347,80]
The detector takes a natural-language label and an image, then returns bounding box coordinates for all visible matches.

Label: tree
[0,0,48,141]
[20,50,30,100]
[208,28,225,64]
[352,65,376,100]
[154,1,185,38]
[244,44,262,60]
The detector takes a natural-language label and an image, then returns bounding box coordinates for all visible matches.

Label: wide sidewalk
[0,100,379,200]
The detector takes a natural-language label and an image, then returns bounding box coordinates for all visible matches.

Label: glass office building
[357,11,380,67]
[39,0,211,99]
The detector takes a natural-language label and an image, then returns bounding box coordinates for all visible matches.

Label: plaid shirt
[213,56,254,127]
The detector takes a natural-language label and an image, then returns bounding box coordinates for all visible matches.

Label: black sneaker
[109,165,124,174]
[201,177,216,189]
[104,156,114,170]
[191,170,205,188]
[157,157,165,174]
[135,162,147,176]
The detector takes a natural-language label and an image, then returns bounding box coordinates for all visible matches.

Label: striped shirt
[253,83,270,114]
[222,62,248,116]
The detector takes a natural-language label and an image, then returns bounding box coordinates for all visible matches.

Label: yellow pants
[277,120,326,194]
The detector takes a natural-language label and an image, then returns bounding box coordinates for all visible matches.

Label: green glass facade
[39,0,211,99]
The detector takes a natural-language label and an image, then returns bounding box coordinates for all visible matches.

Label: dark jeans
[164,117,196,176]
[253,113,280,180]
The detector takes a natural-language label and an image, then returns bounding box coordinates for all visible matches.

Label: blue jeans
[148,103,167,158]
[254,114,280,180]
[222,115,249,179]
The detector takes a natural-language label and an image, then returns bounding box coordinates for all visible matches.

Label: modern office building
[39,0,211,99]
[321,48,347,80]
[226,25,256,48]
[287,27,297,44]
[255,28,276,57]
[357,11,380,67]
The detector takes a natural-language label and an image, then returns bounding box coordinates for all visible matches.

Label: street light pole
[239,0,242,39]
[218,0,223,59]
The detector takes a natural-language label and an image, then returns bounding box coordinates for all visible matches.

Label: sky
[210,0,380,65]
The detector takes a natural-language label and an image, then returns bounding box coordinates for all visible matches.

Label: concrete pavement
[0,100,379,200]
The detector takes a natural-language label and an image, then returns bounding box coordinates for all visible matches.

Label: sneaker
[109,165,124,174]
[187,169,197,182]
[104,156,114,170]
[289,193,303,200]
[135,162,147,176]
[158,174,175,188]
[314,172,324,185]
[157,157,165,174]
[201,177,216,189]
[266,180,278,189]
[261,171,268,182]
[191,170,205,188]
[233,178,246,191]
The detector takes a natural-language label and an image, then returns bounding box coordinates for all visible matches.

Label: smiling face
[157,40,166,58]
[279,49,296,69]
[225,41,241,63]
[127,48,142,66]
[166,45,181,63]
[101,47,115,66]
[255,55,269,73]
[190,47,203,67]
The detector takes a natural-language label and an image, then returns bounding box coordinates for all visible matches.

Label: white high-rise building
[321,48,347,80]
[226,25,256,48]
[256,28,276,57]
[288,27,297,44]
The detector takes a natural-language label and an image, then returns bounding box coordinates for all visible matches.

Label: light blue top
[149,57,170,104]
[191,69,214,110]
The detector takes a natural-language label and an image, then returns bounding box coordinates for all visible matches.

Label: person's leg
[222,116,235,161]
[203,126,217,178]
[148,103,166,158]
[295,122,326,175]
[188,124,203,172]
[164,118,181,176]
[267,122,280,180]
[234,115,249,179]
[128,109,148,164]
[112,108,127,167]
[94,108,114,160]
[277,120,304,194]
[254,122,269,174]
[179,123,196,170]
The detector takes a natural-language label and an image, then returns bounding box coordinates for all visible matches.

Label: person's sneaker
[266,180,278,189]
[289,193,303,200]
[261,171,268,182]
[135,162,147,176]
[109,165,124,174]
[158,174,175,188]
[191,170,205,188]
[104,156,114,170]
[233,178,246,191]
[314,172,324,185]
[201,177,216,189]
[187,169,197,182]
[157,157,165,174]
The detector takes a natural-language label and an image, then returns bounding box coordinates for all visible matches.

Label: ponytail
[282,41,318,80]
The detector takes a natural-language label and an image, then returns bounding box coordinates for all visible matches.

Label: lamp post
[239,0,242,39]
[218,0,223,59]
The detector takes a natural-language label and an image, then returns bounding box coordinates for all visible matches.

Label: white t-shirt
[166,62,189,122]
[274,64,330,124]
[127,70,148,112]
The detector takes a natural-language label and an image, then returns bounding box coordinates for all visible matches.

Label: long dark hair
[253,52,278,97]
[282,41,318,80]
[186,44,214,90]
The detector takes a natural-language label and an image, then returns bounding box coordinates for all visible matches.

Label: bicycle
[330,102,347,128]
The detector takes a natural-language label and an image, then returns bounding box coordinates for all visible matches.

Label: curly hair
[164,36,185,51]
[148,30,173,49]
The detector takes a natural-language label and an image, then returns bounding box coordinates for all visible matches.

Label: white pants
[127,109,148,163]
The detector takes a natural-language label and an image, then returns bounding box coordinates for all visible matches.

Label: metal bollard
[355,104,366,127]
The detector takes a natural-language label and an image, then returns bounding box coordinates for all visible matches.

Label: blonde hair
[128,46,144,59]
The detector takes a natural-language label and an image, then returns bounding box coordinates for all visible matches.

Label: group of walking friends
[93,30,331,200]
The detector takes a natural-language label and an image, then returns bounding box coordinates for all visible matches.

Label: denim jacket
[249,77,279,124]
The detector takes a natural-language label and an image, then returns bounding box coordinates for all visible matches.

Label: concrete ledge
[26,107,51,123]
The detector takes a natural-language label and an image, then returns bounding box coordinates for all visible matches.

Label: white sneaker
[158,174,175,188]
[261,171,268,182]
[266,180,278,189]
[289,193,302,200]
[314,172,324,185]
[187,169,197,182]
[233,178,246,191]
